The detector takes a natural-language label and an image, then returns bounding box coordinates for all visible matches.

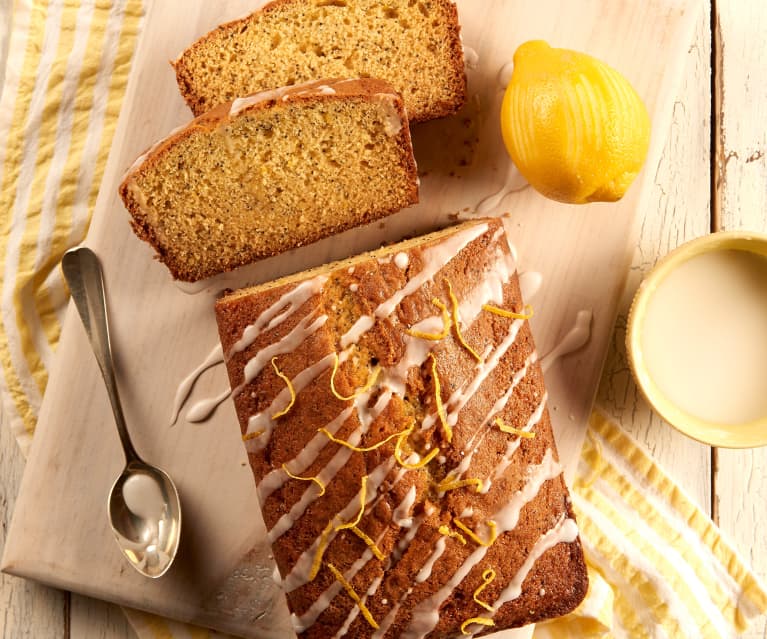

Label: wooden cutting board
[2,0,699,637]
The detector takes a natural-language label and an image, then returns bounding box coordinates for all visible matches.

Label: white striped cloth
[1,3,766,639]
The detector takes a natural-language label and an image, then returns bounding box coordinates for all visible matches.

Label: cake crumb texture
[119,79,418,282]
[215,218,588,638]
[173,0,467,121]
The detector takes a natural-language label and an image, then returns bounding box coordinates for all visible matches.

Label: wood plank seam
[709,0,721,527]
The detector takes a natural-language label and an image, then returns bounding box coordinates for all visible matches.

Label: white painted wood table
[1,1,765,637]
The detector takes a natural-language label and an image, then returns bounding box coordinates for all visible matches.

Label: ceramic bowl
[627,230,767,448]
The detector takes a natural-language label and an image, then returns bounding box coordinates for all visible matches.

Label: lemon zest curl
[482,303,534,320]
[406,297,451,340]
[282,464,326,496]
[438,524,467,545]
[494,417,537,438]
[461,617,495,634]
[446,280,483,362]
[473,568,497,612]
[327,563,379,630]
[330,353,381,401]
[270,357,296,418]
[454,518,498,548]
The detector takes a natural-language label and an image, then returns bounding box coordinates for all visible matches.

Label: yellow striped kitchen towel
[123,412,767,639]
[0,0,144,457]
[1,2,767,639]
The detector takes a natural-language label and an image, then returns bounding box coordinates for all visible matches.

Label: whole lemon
[500,40,651,204]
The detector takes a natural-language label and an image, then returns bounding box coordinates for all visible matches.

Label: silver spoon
[62,247,181,578]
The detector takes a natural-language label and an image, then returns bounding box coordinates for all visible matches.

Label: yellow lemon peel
[335,475,369,532]
[501,40,651,204]
[436,476,484,494]
[438,524,467,545]
[271,357,296,419]
[454,518,498,547]
[242,429,264,441]
[327,563,379,630]
[318,426,408,452]
[461,617,495,635]
[429,353,451,443]
[406,297,451,340]
[473,568,497,612]
[282,464,326,496]
[494,418,536,439]
[350,526,385,561]
[446,280,482,362]
[308,520,335,581]
[330,353,381,401]
[482,303,534,320]
[394,425,440,470]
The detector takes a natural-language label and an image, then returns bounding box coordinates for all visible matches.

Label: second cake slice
[119,78,418,282]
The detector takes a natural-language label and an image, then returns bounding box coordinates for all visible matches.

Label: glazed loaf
[119,78,418,282]
[215,218,587,638]
[173,0,467,122]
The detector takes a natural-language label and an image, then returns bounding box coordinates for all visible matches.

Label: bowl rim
[626,230,767,448]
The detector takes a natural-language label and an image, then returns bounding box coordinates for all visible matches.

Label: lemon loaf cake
[215,218,588,638]
[119,78,418,282]
[173,0,466,122]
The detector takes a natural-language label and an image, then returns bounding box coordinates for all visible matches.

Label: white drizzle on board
[170,343,224,425]
[541,309,593,372]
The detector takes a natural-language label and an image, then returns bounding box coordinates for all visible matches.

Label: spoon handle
[62,247,141,465]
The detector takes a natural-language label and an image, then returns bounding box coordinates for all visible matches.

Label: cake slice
[215,218,588,638]
[173,0,466,122]
[119,78,418,282]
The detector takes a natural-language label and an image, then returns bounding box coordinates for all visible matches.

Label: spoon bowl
[109,462,181,578]
[62,247,182,578]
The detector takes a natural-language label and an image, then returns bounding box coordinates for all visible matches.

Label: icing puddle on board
[641,248,767,425]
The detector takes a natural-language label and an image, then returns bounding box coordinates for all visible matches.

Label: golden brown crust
[119,78,419,281]
[172,0,467,121]
[215,219,587,638]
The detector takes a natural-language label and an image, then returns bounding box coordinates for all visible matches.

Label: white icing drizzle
[463,45,479,70]
[491,392,549,483]
[288,475,420,632]
[341,223,491,350]
[541,309,593,372]
[375,94,403,136]
[518,271,543,302]
[282,459,395,592]
[491,514,579,609]
[394,252,409,269]
[317,85,337,95]
[332,573,384,639]
[245,353,336,448]
[438,318,526,430]
[341,315,375,349]
[231,276,327,354]
[497,61,515,89]
[475,163,529,215]
[445,352,539,485]
[257,406,355,502]
[240,312,327,389]
[229,79,341,117]
[376,224,490,319]
[392,485,417,527]
[415,537,447,583]
[169,343,224,425]
[400,449,562,639]
[291,541,381,634]
[185,387,232,423]
[372,587,412,639]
